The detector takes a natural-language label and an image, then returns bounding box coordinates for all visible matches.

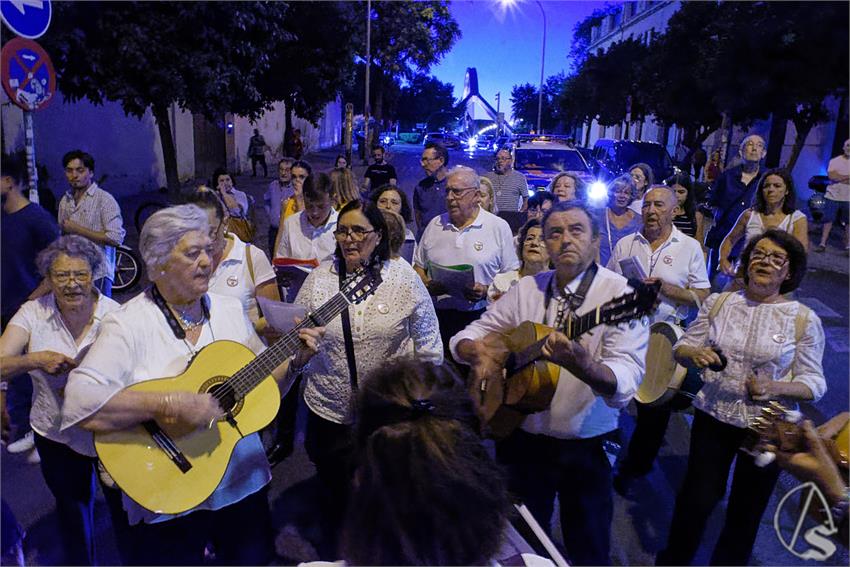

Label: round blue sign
[0,0,52,40]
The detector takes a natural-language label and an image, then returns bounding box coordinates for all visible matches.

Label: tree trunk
[584,119,592,147]
[373,70,384,126]
[785,118,813,174]
[153,104,180,194]
[283,99,294,157]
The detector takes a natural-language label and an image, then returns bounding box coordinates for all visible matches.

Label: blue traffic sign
[0,0,52,39]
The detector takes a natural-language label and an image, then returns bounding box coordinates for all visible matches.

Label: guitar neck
[227,292,352,398]
[564,307,601,340]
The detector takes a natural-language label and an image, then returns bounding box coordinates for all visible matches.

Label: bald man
[607,185,710,493]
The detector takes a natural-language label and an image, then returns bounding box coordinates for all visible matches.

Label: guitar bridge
[142,420,192,473]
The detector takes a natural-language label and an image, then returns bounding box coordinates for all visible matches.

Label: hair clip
[410,399,436,415]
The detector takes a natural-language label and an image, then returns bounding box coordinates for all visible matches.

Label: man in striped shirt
[484,149,529,213]
[58,150,125,297]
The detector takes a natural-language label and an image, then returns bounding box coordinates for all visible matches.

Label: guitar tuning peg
[629,320,637,329]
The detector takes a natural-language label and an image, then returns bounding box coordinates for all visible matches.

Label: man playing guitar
[451,200,649,566]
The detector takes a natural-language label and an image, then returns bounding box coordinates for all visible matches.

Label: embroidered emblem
[226,276,238,287]
[473,241,484,251]
[663,255,673,265]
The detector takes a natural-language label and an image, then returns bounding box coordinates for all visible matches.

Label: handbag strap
[338,263,358,391]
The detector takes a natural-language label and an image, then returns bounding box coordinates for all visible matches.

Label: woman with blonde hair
[330,167,361,209]
[479,176,496,213]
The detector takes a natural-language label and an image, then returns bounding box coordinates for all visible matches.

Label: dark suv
[423,132,461,149]
[591,139,675,183]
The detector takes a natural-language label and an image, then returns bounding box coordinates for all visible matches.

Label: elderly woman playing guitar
[657,229,826,566]
[61,205,323,566]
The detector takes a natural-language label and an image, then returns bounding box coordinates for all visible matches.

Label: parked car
[591,139,675,183]
[423,132,461,149]
[511,139,595,192]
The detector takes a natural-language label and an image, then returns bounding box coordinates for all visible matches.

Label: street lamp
[498,0,546,134]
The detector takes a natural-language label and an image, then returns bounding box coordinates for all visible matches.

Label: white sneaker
[26,447,40,465]
[7,431,34,454]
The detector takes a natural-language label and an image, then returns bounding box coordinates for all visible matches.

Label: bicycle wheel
[113,246,143,292]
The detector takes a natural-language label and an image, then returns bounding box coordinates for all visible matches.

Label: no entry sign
[1,36,55,110]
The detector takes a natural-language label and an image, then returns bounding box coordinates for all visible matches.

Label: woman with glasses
[718,168,808,279]
[0,235,121,566]
[657,229,825,566]
[597,174,642,266]
[294,199,442,541]
[628,162,654,214]
[187,188,279,337]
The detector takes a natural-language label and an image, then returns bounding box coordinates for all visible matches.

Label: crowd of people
[0,134,847,567]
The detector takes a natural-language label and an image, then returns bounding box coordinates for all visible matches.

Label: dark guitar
[477,280,660,439]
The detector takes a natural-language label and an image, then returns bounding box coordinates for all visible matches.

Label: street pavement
[2,142,848,565]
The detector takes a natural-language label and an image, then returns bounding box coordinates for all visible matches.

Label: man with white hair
[607,185,710,495]
[705,134,766,277]
[414,166,519,360]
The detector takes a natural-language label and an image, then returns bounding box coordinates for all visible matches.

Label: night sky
[431,0,603,119]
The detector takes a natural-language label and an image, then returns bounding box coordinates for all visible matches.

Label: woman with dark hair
[212,168,255,243]
[370,184,416,247]
[628,162,654,213]
[718,168,808,277]
[489,218,549,301]
[598,174,642,266]
[664,173,706,244]
[294,200,442,536]
[657,229,825,566]
[335,154,348,169]
[341,359,512,566]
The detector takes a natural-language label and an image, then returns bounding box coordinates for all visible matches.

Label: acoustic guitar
[94,267,382,515]
[478,280,660,439]
[744,401,849,471]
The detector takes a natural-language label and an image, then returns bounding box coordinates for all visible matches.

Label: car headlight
[588,181,608,202]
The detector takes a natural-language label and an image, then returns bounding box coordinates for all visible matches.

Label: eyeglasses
[420,156,440,163]
[744,141,765,149]
[749,251,788,269]
[496,157,512,162]
[333,227,376,241]
[446,186,478,198]
[51,270,92,284]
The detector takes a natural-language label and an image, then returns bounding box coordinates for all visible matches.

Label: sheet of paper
[257,297,307,333]
[619,256,647,281]
[429,262,475,299]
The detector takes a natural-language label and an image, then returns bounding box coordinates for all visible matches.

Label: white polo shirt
[607,225,709,322]
[275,208,338,264]
[208,235,276,322]
[414,208,520,311]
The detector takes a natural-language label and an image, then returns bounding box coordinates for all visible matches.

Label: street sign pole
[23,109,39,203]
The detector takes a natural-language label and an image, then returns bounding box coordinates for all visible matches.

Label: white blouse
[8,292,120,457]
[295,258,443,424]
[208,235,276,322]
[62,291,270,525]
[677,291,826,429]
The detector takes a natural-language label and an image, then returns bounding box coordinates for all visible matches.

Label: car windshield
[617,144,672,172]
[515,149,587,172]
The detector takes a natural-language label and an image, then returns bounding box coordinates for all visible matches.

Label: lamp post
[363,0,372,164]
[535,1,546,135]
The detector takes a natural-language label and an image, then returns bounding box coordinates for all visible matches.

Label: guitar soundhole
[200,377,245,417]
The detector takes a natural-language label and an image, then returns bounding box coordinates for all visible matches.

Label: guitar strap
[150,285,211,340]
[337,263,359,392]
[543,263,598,329]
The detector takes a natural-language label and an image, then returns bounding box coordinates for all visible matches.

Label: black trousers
[497,429,614,566]
[656,410,780,566]
[121,487,273,566]
[618,401,673,476]
[251,155,268,177]
[435,307,486,367]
